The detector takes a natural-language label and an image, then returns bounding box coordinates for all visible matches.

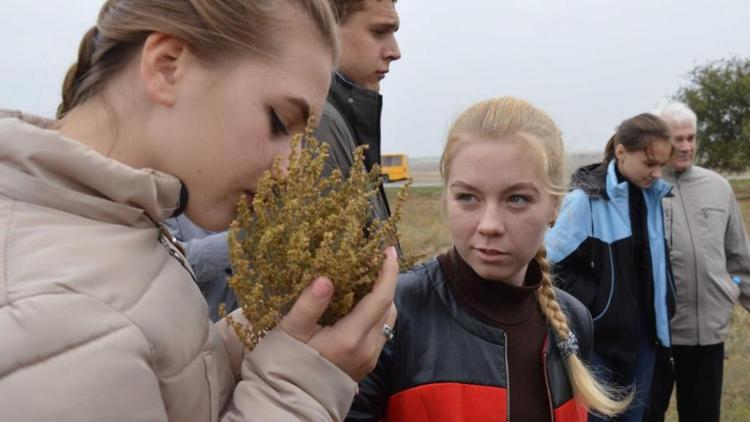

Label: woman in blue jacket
[545,113,675,421]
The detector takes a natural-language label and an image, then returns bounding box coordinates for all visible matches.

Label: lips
[474,247,509,263]
[376,70,388,80]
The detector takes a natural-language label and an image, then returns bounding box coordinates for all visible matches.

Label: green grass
[386,186,450,260]
[388,184,750,421]
[731,178,750,199]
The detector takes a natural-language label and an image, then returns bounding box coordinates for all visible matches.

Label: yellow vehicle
[381,154,410,182]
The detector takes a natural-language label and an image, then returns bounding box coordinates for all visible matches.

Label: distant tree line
[676,57,750,173]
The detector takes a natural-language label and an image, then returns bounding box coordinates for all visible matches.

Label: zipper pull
[158,224,186,256]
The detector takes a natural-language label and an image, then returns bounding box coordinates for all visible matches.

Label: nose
[385,34,401,62]
[652,167,663,179]
[476,204,504,237]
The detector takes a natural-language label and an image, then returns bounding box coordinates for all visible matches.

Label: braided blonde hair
[535,247,632,417]
[442,97,631,417]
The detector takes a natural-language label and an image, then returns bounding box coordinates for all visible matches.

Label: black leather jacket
[347,259,594,422]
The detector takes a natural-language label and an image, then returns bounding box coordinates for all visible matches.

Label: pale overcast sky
[1,0,748,157]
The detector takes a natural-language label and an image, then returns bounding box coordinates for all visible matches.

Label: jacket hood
[570,162,608,197]
[0,110,182,226]
[570,160,672,201]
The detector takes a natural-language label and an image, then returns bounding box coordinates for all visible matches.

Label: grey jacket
[315,72,391,223]
[662,165,750,345]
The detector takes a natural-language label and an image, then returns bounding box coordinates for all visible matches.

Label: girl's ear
[139,32,188,107]
[614,143,626,163]
[549,199,560,227]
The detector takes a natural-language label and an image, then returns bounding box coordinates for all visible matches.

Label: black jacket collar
[327,72,383,170]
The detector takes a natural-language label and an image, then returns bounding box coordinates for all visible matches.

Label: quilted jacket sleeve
[219,327,357,422]
[214,311,356,422]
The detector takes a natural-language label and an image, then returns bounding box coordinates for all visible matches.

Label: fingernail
[311,277,333,298]
[386,246,396,259]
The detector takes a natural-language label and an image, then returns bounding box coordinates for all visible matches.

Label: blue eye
[456,193,477,203]
[509,195,529,205]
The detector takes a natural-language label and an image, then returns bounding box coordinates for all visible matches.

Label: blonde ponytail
[534,247,633,417]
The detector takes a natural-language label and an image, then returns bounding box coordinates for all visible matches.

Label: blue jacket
[164,215,237,322]
[545,160,675,362]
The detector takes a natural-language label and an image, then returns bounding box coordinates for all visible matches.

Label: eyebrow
[644,157,670,166]
[372,18,399,32]
[449,180,478,191]
[505,182,541,194]
[449,180,540,194]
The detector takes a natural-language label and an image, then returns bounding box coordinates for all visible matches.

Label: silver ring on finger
[381,323,395,341]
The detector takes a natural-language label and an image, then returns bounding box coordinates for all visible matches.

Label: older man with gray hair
[646,100,750,422]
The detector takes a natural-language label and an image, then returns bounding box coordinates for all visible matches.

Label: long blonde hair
[441,97,632,417]
[57,0,340,118]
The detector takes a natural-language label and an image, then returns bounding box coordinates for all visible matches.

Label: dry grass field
[385,179,750,421]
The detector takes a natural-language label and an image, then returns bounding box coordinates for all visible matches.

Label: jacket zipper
[157,223,198,284]
[542,336,555,421]
[592,244,616,322]
[674,178,701,341]
[504,332,511,422]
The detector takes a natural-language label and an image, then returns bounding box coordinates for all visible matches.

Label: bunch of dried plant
[226,124,411,350]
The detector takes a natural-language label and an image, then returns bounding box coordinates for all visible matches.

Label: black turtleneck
[614,163,656,342]
[437,249,551,422]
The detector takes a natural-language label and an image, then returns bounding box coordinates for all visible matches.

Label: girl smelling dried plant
[1,0,400,420]
[227,123,410,350]
[346,97,632,422]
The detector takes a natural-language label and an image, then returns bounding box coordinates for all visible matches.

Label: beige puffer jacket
[0,112,356,421]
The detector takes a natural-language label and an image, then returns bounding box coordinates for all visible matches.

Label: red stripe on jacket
[386,383,507,422]
[385,382,587,422]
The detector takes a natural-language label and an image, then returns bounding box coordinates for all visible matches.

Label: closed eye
[268,107,289,136]
[371,23,398,37]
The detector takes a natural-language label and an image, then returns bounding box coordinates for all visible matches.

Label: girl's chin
[468,260,527,285]
[184,206,232,232]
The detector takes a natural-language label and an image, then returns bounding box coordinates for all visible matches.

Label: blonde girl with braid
[347,97,631,422]
[0,0,400,420]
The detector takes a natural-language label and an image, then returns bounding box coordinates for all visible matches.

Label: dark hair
[603,113,672,164]
[57,0,339,119]
[329,0,397,23]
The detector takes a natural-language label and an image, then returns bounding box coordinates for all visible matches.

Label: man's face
[665,119,696,173]
[339,0,401,92]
